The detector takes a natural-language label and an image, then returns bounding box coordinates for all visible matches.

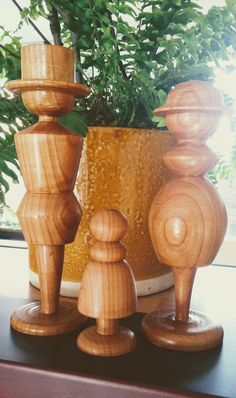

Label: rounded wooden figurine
[142,81,227,351]
[5,44,90,335]
[77,209,137,356]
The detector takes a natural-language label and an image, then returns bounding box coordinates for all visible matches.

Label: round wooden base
[77,325,136,357]
[10,301,87,336]
[142,309,223,352]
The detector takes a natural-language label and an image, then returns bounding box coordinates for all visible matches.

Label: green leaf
[59,111,87,136]
[155,49,169,65]
[170,0,182,6]
[0,160,18,182]
[157,89,167,105]
[0,174,10,192]
[226,0,236,18]
[2,153,19,169]
[152,115,167,128]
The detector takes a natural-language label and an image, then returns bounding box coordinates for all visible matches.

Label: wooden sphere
[89,208,128,242]
[165,81,223,109]
[155,81,223,140]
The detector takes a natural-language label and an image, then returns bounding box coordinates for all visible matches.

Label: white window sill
[213,235,236,266]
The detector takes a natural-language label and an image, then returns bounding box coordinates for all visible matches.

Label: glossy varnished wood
[10,300,86,336]
[143,81,227,351]
[142,309,224,352]
[149,177,226,269]
[6,44,89,335]
[14,120,83,193]
[6,44,90,115]
[77,209,137,356]
[17,193,81,245]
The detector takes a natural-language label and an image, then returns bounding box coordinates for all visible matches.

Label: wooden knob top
[89,209,128,242]
[154,80,223,115]
[154,81,223,141]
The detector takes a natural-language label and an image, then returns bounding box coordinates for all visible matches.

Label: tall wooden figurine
[6,44,90,335]
[142,81,227,351]
[77,209,137,356]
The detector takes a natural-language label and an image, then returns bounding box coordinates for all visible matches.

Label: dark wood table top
[0,244,235,398]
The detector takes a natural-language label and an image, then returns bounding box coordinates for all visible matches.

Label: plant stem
[106,8,129,80]
[0,44,20,59]
[47,4,63,45]
[71,32,82,83]
[10,0,51,44]
[49,1,82,82]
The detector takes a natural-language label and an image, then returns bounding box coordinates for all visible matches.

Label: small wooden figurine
[6,44,90,335]
[142,81,227,351]
[77,209,137,356]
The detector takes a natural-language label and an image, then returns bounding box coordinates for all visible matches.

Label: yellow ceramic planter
[30,127,174,296]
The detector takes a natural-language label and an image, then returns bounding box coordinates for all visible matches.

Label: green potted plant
[2,0,236,295]
[0,28,37,236]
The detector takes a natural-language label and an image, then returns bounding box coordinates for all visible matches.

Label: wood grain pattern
[6,44,89,335]
[77,325,136,357]
[162,81,223,109]
[142,310,224,352]
[18,193,81,245]
[156,81,223,141]
[77,209,137,356]
[6,44,90,115]
[14,122,83,192]
[149,177,227,268]
[21,44,75,81]
[142,81,227,351]
[10,301,86,336]
[164,142,218,176]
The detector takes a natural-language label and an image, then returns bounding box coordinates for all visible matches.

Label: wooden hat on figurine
[7,44,89,110]
[142,80,227,351]
[5,44,90,336]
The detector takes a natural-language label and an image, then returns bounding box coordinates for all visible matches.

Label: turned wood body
[6,44,89,335]
[150,176,226,271]
[142,81,227,351]
[15,120,83,193]
[77,209,137,356]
